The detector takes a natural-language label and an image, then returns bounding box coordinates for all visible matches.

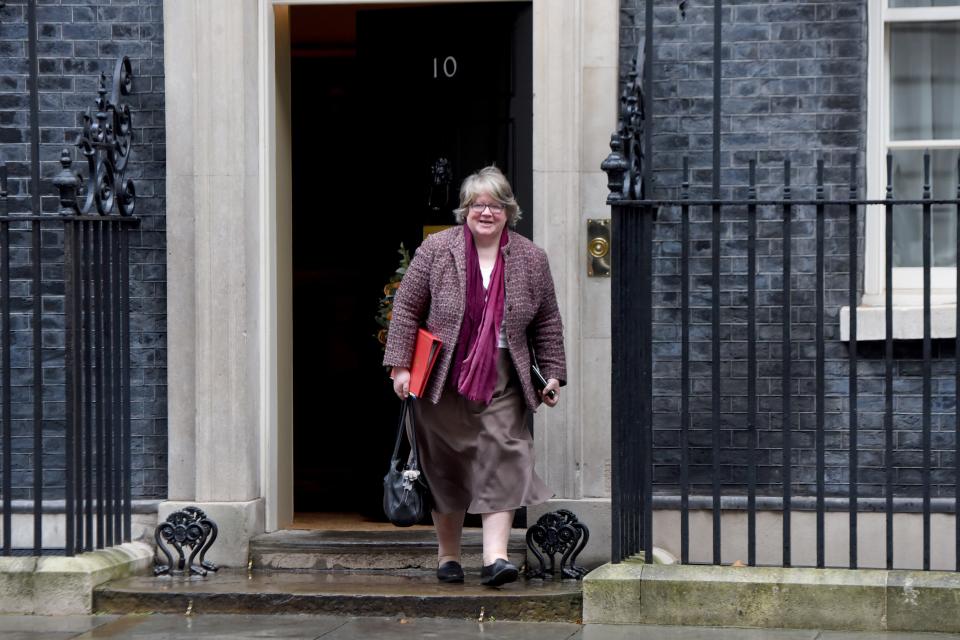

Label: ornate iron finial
[154,506,219,577]
[96,72,108,113]
[601,133,628,202]
[601,42,645,204]
[678,0,687,19]
[56,56,135,217]
[52,149,81,216]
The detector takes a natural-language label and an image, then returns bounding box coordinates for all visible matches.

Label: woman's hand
[542,379,560,407]
[391,367,411,400]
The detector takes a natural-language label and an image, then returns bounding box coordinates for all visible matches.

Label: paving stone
[71,613,347,639]
[0,634,78,640]
[572,625,818,640]
[1,614,957,639]
[0,613,117,638]
[322,616,581,640]
[817,633,960,640]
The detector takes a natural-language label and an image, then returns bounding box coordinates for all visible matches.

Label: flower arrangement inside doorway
[375,244,411,351]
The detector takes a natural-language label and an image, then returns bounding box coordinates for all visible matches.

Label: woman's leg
[433,509,465,565]
[481,509,515,565]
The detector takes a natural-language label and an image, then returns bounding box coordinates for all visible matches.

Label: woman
[383,166,566,587]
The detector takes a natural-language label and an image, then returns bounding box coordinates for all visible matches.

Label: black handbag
[383,397,431,527]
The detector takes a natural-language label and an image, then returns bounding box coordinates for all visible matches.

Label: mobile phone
[531,363,557,400]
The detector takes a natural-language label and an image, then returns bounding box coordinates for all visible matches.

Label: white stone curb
[0,541,153,615]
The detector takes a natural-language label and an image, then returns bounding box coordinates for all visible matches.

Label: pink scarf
[451,225,508,404]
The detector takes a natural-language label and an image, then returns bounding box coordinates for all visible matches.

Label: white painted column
[532,0,582,502]
[163,0,266,566]
[531,0,618,568]
[578,0,619,503]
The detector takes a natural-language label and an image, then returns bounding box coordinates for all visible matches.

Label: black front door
[291,2,532,516]
[357,2,533,242]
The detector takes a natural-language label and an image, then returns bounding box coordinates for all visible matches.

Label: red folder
[410,328,442,398]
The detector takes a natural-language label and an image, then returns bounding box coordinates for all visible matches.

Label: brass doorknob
[589,237,609,259]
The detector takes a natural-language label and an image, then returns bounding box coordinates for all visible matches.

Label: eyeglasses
[469,203,505,214]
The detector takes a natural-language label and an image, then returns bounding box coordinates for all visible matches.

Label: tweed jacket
[383,226,566,411]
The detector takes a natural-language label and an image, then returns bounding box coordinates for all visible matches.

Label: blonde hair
[452,166,522,226]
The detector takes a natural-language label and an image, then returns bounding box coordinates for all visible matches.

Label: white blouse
[480,263,510,349]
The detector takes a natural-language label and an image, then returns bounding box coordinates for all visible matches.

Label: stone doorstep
[93,568,584,622]
[0,542,154,615]
[583,562,960,634]
[250,528,527,572]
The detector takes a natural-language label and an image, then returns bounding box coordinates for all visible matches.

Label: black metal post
[121,224,131,542]
[31,219,42,555]
[72,220,84,553]
[64,220,77,556]
[27,0,39,218]
[611,200,623,563]
[747,159,757,567]
[0,216,7,556]
[680,157,690,565]
[711,0,723,567]
[83,221,93,551]
[885,153,894,570]
[848,157,859,569]
[640,211,653,565]
[111,222,122,543]
[103,222,113,547]
[782,159,792,567]
[93,222,104,548]
[642,0,655,567]
[922,151,932,571]
[815,159,825,569]
[956,155,960,573]
[0,172,7,557]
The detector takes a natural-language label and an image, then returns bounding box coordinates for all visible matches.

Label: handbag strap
[406,399,421,470]
[390,397,420,469]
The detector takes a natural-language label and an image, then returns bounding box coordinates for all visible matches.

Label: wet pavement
[2,614,960,639]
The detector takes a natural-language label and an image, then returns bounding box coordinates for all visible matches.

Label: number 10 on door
[433,56,457,79]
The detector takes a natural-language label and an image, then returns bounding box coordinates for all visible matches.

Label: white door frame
[256,0,620,531]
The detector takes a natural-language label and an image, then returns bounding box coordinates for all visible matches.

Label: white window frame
[855,2,960,340]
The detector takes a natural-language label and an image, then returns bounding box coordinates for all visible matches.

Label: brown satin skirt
[412,349,554,514]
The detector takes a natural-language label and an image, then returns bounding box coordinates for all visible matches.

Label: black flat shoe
[480,558,518,587]
[437,560,464,583]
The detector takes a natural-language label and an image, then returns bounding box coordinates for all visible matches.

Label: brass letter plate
[587,218,610,277]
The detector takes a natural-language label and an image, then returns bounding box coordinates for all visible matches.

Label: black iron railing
[0,55,138,556]
[608,154,960,570]
[0,209,136,556]
[604,0,960,571]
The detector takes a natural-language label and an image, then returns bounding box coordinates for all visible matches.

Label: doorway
[289,2,533,520]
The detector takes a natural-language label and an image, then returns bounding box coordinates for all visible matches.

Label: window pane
[889,22,960,140]
[892,149,959,267]
[890,0,960,6]
[889,0,960,9]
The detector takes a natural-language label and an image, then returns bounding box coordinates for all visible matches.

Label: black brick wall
[0,0,165,500]
[619,1,956,500]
